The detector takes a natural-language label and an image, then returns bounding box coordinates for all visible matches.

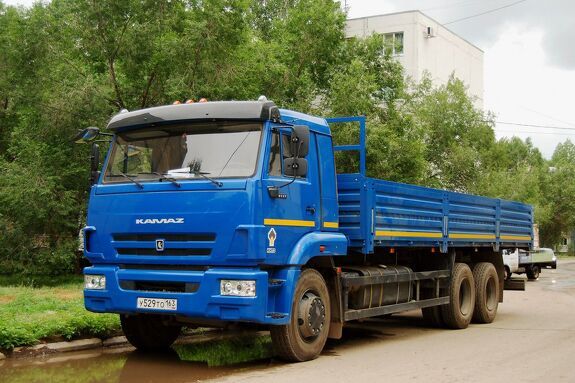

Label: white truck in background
[503,248,557,281]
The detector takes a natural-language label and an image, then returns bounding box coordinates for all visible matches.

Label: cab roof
[106,100,331,136]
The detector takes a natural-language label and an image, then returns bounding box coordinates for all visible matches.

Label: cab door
[261,125,320,264]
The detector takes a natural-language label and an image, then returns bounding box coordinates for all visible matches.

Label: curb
[5,329,256,360]
[10,336,129,359]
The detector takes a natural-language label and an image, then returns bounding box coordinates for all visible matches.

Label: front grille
[120,280,200,293]
[119,264,208,271]
[112,232,216,257]
[117,248,211,256]
[113,233,215,242]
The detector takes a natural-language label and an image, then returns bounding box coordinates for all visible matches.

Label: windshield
[103,122,262,184]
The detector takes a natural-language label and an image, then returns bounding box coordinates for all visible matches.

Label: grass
[0,276,121,351]
[172,335,274,366]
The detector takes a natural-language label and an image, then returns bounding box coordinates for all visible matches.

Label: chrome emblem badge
[155,239,165,252]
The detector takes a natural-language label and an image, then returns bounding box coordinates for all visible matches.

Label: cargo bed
[336,173,533,254]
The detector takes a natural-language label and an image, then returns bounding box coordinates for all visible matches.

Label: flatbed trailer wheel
[526,265,540,280]
[441,263,475,329]
[270,269,331,362]
[472,262,499,324]
[121,314,182,351]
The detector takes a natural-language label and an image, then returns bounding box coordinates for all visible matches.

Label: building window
[383,32,404,56]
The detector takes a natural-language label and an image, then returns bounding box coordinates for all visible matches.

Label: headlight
[220,280,256,297]
[84,274,106,290]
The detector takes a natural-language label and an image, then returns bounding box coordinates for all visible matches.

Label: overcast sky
[346,0,575,158]
[5,0,575,158]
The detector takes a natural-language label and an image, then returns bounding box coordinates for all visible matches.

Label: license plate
[136,297,177,311]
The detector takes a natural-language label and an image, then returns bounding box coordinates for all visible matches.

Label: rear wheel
[526,265,540,280]
[270,269,331,362]
[421,288,444,327]
[472,263,499,324]
[422,305,444,327]
[121,314,181,351]
[441,263,475,329]
[504,266,511,281]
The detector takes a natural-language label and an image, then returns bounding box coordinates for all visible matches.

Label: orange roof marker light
[172,100,181,105]
[185,99,195,104]
[199,98,208,103]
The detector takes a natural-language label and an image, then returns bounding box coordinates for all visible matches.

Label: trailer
[78,100,533,362]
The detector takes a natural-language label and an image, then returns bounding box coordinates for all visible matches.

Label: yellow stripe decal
[501,235,531,241]
[376,230,443,238]
[263,218,315,227]
[323,221,339,229]
[449,233,496,240]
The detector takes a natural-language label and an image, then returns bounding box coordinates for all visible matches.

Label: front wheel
[121,314,181,351]
[270,269,331,362]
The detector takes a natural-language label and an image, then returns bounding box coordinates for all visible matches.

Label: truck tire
[421,288,444,327]
[121,314,181,351]
[504,266,511,281]
[440,263,475,329]
[526,265,540,280]
[422,306,444,327]
[472,262,499,324]
[270,269,331,362]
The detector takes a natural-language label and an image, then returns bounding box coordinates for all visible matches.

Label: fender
[286,231,348,266]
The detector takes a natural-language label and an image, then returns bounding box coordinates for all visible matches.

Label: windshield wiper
[167,169,223,187]
[117,172,144,189]
[190,170,223,187]
[138,172,181,188]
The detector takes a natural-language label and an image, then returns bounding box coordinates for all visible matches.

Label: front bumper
[84,266,295,325]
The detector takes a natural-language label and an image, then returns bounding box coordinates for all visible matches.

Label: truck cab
[82,100,347,357]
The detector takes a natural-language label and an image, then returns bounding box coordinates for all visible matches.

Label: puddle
[0,333,276,383]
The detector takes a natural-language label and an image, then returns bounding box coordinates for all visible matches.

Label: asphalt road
[216,259,575,383]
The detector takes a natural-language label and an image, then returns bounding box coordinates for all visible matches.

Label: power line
[517,105,575,128]
[495,129,575,136]
[495,121,575,131]
[423,0,499,12]
[444,0,529,25]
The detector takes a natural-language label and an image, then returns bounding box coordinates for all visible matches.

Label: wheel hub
[298,291,326,340]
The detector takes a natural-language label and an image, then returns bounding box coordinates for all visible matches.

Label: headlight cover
[220,280,256,297]
[84,274,106,290]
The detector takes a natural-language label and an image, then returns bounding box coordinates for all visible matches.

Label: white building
[346,10,484,107]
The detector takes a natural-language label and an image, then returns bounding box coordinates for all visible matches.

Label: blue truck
[77,99,533,362]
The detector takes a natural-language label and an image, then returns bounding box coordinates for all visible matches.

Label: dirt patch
[0,295,15,304]
[52,290,82,300]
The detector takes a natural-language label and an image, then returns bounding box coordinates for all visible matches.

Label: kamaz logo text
[135,218,185,224]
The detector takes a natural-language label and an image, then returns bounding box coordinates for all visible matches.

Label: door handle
[306,206,316,215]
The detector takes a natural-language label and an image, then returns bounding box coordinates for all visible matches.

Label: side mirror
[73,127,100,144]
[284,157,307,177]
[290,125,309,158]
[90,143,100,185]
